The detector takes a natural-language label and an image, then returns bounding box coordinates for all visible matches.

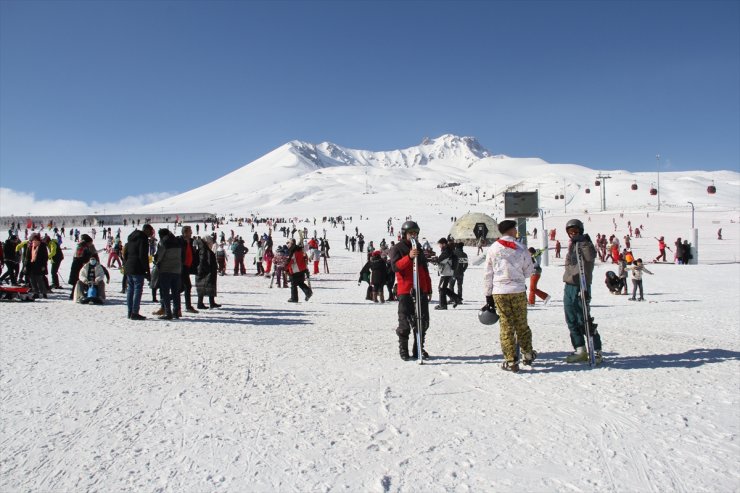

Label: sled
[0,286,34,302]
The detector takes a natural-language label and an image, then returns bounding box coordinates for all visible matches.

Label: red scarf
[497,239,518,250]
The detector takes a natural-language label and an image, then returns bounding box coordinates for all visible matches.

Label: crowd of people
[2,212,709,372]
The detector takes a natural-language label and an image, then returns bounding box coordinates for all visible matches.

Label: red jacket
[286,246,308,274]
[388,240,432,295]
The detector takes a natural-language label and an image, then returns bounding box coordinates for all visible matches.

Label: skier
[554,240,561,259]
[562,219,603,364]
[483,220,537,372]
[388,221,432,361]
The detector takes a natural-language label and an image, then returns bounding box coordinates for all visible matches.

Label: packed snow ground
[1,210,739,492]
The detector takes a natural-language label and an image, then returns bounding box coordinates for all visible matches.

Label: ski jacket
[123,230,151,277]
[436,246,456,277]
[78,262,106,285]
[154,233,182,275]
[483,236,534,295]
[453,247,468,278]
[630,264,653,281]
[359,257,387,285]
[286,245,308,274]
[388,239,432,296]
[68,240,98,285]
[563,235,596,286]
[3,238,20,261]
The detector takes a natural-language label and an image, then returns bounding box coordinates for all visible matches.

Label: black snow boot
[399,337,410,361]
[411,331,429,359]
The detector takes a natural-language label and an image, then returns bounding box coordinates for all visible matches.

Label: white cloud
[0,188,174,217]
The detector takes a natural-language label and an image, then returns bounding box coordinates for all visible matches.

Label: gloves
[484,295,496,312]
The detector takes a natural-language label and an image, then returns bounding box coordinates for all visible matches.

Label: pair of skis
[575,243,597,367]
[410,238,424,365]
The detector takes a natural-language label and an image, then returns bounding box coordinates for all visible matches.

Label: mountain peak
[420,134,492,160]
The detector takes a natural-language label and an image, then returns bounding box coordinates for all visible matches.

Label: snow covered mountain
[138,134,738,215]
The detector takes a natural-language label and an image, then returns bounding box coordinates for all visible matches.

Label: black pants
[449,276,464,300]
[290,271,311,301]
[438,276,461,308]
[0,261,18,284]
[396,293,429,339]
[181,273,193,308]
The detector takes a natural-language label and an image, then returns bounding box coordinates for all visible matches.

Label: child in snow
[628,258,653,301]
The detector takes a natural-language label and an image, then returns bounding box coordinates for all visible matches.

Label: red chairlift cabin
[707,182,717,194]
[559,194,565,199]
[595,180,601,186]
[585,187,591,194]
[631,182,638,191]
[649,187,657,196]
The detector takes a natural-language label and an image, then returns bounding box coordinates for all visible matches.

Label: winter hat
[437,238,448,245]
[81,234,93,243]
[371,250,382,257]
[498,220,517,235]
[158,228,171,238]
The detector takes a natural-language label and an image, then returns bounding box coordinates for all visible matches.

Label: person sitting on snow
[75,257,108,304]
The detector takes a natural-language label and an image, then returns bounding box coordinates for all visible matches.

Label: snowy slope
[138,134,739,216]
[1,209,739,492]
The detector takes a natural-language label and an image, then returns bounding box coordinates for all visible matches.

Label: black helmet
[401,221,420,236]
[565,219,584,234]
[478,308,500,326]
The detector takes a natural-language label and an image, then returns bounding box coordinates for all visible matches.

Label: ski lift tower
[596,173,612,212]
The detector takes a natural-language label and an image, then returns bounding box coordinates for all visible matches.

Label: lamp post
[656,154,661,211]
[687,201,694,229]
[539,208,548,267]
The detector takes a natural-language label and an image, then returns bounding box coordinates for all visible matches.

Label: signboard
[504,192,539,218]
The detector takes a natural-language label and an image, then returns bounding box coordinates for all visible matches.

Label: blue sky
[1,0,738,205]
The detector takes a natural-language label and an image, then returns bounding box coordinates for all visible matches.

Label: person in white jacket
[75,257,107,304]
[483,220,537,372]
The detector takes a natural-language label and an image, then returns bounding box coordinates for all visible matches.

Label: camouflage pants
[493,292,533,363]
